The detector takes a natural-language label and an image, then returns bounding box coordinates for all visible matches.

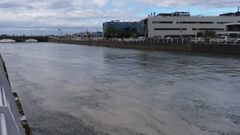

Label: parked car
[136,37,146,42]
[123,38,135,42]
[210,36,228,44]
[191,37,204,43]
[227,38,236,44]
[235,39,240,44]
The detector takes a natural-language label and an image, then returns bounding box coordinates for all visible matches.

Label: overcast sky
[0,0,239,35]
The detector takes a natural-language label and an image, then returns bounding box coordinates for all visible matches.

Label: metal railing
[0,86,9,135]
[51,36,240,46]
[0,87,7,106]
[0,85,24,135]
[0,113,8,135]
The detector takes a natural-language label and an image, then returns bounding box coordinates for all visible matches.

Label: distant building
[103,20,138,38]
[141,9,240,38]
[72,32,91,38]
[216,22,240,38]
[136,21,146,36]
[91,31,103,37]
[220,7,240,16]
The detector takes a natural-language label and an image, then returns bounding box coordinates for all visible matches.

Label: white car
[191,37,204,43]
[235,39,240,44]
[210,36,228,44]
[227,38,236,44]
[136,37,146,42]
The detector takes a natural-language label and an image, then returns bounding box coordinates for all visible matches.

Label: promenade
[49,37,240,55]
[0,55,27,135]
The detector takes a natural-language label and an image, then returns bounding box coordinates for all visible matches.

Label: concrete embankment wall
[191,44,240,55]
[49,38,240,55]
[49,38,192,51]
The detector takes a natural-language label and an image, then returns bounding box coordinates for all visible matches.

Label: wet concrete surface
[0,43,240,135]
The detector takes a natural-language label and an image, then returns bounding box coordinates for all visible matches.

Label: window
[178,21,196,24]
[152,21,173,24]
[219,37,225,39]
[192,28,224,30]
[154,28,187,30]
[177,21,214,24]
[197,22,214,24]
[217,22,230,24]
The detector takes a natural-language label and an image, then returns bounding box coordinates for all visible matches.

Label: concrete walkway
[0,54,25,135]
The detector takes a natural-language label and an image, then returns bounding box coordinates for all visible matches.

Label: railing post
[0,113,8,135]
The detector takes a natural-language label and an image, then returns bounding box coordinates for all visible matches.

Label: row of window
[154,28,224,31]
[192,28,224,30]
[177,22,214,24]
[152,21,173,24]
[152,21,234,24]
[154,28,187,30]
[217,22,231,24]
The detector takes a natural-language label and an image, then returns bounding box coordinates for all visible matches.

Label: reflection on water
[0,43,240,135]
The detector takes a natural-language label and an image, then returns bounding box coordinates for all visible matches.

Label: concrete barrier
[49,37,240,55]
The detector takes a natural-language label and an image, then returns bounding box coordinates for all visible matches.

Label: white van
[210,36,228,44]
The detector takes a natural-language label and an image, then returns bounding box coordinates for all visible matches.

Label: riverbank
[49,37,240,55]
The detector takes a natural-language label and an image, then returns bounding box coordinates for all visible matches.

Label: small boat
[25,39,38,43]
[0,39,16,43]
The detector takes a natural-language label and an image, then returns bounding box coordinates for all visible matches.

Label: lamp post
[58,28,61,41]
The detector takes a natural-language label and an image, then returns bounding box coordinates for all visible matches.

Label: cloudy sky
[0,0,239,35]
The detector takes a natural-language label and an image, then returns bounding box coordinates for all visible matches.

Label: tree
[197,31,216,38]
[204,31,216,38]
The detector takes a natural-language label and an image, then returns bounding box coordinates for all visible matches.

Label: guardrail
[0,55,27,135]
[54,37,189,45]
[0,85,22,135]
[50,36,240,45]
[0,86,8,135]
[0,113,7,135]
[0,87,7,106]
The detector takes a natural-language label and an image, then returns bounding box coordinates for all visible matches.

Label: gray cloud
[133,0,239,8]
[0,2,20,8]
[0,0,238,35]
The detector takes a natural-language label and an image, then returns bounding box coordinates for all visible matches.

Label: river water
[0,43,240,135]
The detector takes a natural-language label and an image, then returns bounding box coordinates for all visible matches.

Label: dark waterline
[0,43,240,135]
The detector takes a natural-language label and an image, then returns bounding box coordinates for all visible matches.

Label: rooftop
[157,12,190,17]
[152,7,240,17]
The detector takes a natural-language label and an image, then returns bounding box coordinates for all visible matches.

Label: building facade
[103,20,138,37]
[143,11,240,38]
[225,22,240,31]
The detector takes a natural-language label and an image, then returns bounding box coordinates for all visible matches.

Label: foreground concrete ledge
[0,54,28,135]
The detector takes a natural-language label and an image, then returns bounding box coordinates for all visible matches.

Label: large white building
[143,11,240,38]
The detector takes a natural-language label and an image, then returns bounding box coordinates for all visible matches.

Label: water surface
[0,43,240,135]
